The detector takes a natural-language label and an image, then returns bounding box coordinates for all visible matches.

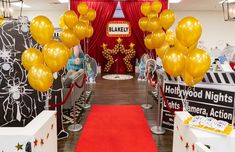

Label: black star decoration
[15,143,23,151]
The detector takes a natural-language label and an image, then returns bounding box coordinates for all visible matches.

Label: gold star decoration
[102,38,136,72]
[34,139,38,147]
[117,37,123,43]
[40,139,44,145]
[101,43,108,49]
[15,143,23,151]
[129,43,135,49]
[46,133,50,139]
[185,142,189,149]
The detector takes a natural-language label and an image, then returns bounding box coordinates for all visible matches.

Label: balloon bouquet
[138,0,211,87]
[21,2,96,92]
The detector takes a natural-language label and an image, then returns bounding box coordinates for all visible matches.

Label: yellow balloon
[144,34,154,50]
[163,47,185,77]
[156,42,169,59]
[159,9,175,30]
[30,16,54,45]
[42,41,69,72]
[147,11,158,19]
[73,21,87,40]
[28,64,53,92]
[165,30,176,46]
[186,48,211,77]
[77,2,89,15]
[64,10,78,29]
[0,15,3,26]
[21,48,44,71]
[86,25,94,38]
[182,70,204,86]
[176,16,202,47]
[151,1,162,13]
[87,9,96,21]
[59,15,68,30]
[141,2,151,16]
[60,29,80,48]
[175,39,188,54]
[151,29,166,48]
[147,17,161,32]
[79,15,90,25]
[138,17,148,31]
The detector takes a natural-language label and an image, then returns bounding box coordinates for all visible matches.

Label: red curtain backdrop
[70,0,118,64]
[70,0,168,73]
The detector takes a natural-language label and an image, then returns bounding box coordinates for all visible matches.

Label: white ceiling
[170,0,223,11]
[11,0,224,11]
[11,0,68,11]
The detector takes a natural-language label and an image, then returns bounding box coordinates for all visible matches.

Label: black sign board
[162,82,235,130]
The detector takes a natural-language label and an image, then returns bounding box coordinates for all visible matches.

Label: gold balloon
[60,29,80,48]
[163,47,185,77]
[186,48,211,77]
[159,9,175,30]
[182,70,204,86]
[86,25,94,38]
[147,17,161,32]
[64,10,78,29]
[151,1,162,13]
[165,30,176,46]
[176,16,202,47]
[59,15,68,30]
[141,2,151,16]
[42,41,69,72]
[79,15,90,25]
[21,48,44,71]
[77,2,89,15]
[87,9,96,21]
[73,21,87,40]
[30,16,54,45]
[156,42,169,59]
[138,17,148,31]
[151,29,166,48]
[147,11,158,19]
[175,39,188,54]
[0,15,3,26]
[144,34,154,50]
[28,64,53,92]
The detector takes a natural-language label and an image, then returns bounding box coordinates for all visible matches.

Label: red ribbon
[75,74,87,88]
[159,85,183,114]
[48,74,87,108]
[147,74,183,114]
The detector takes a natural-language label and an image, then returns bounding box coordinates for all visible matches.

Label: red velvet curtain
[70,0,118,63]
[120,0,168,59]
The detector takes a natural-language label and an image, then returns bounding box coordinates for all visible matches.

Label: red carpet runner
[75,105,158,152]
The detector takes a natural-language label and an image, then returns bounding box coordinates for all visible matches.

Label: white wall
[12,10,66,28]
[171,11,235,52]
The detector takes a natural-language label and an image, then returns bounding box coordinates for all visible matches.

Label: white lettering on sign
[106,21,131,37]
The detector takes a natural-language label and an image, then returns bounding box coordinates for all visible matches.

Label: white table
[0,110,57,152]
[173,111,235,152]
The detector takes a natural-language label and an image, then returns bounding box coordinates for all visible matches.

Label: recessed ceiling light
[58,0,69,3]
[11,2,31,8]
[169,0,182,3]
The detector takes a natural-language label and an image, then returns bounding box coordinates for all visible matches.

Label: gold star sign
[101,43,108,49]
[117,37,123,43]
[129,43,135,49]
[15,143,23,151]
